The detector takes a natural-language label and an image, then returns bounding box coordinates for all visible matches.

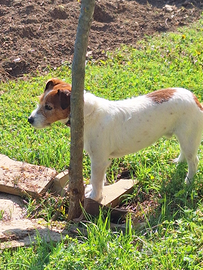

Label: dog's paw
[172,157,179,163]
[85,185,102,202]
[172,153,185,163]
[85,184,93,196]
[185,176,193,185]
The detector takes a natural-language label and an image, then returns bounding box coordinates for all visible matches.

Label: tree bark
[68,0,95,220]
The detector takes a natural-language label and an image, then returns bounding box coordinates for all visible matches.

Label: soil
[0,0,202,82]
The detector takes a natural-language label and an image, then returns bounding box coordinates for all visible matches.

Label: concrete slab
[50,170,69,196]
[0,154,137,249]
[0,218,68,249]
[0,154,56,197]
[0,193,25,222]
[0,193,68,250]
[101,179,137,207]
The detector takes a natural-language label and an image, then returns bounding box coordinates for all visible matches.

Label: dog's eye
[45,104,53,110]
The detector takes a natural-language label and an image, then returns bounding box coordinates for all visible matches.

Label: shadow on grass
[120,161,203,231]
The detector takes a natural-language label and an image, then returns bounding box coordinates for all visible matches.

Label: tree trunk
[68,0,95,220]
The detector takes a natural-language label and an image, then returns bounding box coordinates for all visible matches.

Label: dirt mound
[0,0,202,82]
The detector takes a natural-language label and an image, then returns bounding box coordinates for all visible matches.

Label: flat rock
[101,179,137,207]
[50,170,69,196]
[0,154,56,197]
[0,193,25,222]
[0,218,68,249]
[81,179,137,220]
[0,154,137,249]
[0,193,68,250]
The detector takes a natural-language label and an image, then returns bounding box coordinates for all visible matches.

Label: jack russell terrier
[28,78,203,201]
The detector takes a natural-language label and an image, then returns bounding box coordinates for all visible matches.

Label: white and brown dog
[28,78,203,201]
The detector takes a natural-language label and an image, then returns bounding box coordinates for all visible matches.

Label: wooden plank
[0,154,56,197]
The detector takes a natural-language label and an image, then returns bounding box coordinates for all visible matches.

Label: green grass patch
[1,206,203,269]
[0,18,203,269]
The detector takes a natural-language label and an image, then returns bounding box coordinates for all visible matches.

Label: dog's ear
[45,79,54,92]
[45,78,65,92]
[58,90,71,110]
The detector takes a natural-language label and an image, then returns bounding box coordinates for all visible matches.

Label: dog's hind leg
[87,158,111,202]
[185,155,199,184]
[176,130,202,184]
[173,150,185,163]
[173,149,185,163]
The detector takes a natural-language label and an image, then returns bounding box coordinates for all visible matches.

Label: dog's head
[28,78,71,129]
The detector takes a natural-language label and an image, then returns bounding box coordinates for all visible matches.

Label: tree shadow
[118,160,203,234]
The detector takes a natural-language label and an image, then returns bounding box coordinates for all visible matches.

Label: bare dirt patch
[0,0,202,82]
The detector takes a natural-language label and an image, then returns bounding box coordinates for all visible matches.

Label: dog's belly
[85,117,175,160]
[108,117,176,158]
[109,132,168,158]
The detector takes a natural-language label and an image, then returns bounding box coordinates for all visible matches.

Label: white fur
[29,105,46,129]
[82,88,203,201]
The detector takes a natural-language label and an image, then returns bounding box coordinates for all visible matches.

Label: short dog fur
[28,78,203,201]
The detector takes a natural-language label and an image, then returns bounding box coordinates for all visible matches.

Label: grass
[0,17,203,269]
[1,207,203,269]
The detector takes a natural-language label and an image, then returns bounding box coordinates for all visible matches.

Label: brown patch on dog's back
[192,93,203,111]
[147,88,176,104]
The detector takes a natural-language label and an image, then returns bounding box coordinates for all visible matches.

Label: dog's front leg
[87,158,111,202]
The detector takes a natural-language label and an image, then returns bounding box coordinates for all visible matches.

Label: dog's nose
[28,116,34,124]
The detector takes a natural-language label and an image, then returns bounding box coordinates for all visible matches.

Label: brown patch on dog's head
[192,93,203,111]
[37,78,72,126]
[147,88,176,104]
[44,78,72,92]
